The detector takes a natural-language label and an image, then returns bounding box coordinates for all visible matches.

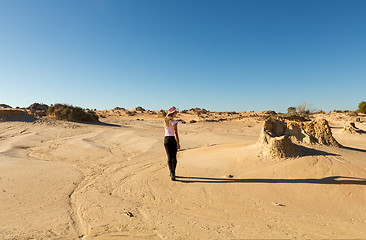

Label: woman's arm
[174,122,180,149]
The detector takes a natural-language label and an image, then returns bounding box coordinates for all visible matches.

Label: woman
[164,106,180,181]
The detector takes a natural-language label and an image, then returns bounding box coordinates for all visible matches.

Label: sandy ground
[1,113,366,239]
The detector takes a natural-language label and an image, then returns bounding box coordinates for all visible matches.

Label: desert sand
[1,109,366,239]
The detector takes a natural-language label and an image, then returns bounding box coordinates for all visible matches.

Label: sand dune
[1,113,366,239]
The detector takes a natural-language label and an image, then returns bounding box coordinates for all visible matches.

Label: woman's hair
[164,113,174,127]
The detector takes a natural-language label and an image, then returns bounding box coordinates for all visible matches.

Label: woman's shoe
[171,172,176,181]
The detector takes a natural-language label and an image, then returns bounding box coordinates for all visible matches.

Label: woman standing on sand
[164,106,180,181]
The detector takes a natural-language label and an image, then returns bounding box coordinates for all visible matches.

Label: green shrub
[46,104,99,122]
[358,101,366,114]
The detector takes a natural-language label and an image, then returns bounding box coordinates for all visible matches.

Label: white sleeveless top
[165,120,178,136]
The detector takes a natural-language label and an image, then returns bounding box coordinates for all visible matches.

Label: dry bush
[28,103,49,112]
[190,108,208,115]
[126,111,136,116]
[177,119,186,124]
[158,110,166,118]
[347,111,358,117]
[296,102,315,116]
[46,104,99,122]
[135,106,145,112]
[287,107,296,114]
[314,110,326,114]
[228,111,239,115]
[0,104,12,108]
[286,103,314,119]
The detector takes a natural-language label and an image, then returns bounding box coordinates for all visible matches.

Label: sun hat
[166,106,178,116]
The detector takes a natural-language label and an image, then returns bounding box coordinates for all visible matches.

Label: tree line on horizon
[1,101,366,117]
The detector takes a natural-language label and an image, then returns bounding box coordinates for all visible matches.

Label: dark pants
[164,136,177,176]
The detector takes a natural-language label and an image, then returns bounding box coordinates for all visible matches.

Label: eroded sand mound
[0,109,37,122]
[286,119,340,146]
[258,118,341,158]
[343,122,365,134]
[257,119,299,158]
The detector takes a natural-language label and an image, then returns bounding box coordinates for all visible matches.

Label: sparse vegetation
[190,108,209,115]
[358,101,366,114]
[190,120,197,123]
[158,110,166,118]
[126,111,136,116]
[296,102,315,116]
[333,110,343,113]
[347,111,358,117]
[177,119,186,124]
[135,106,145,112]
[0,104,12,108]
[313,110,325,114]
[287,107,296,114]
[114,107,125,111]
[28,103,49,113]
[286,103,315,118]
[46,104,99,122]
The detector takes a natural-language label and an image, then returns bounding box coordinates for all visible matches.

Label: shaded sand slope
[1,118,366,239]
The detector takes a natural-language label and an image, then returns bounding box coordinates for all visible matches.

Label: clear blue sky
[1,0,365,112]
